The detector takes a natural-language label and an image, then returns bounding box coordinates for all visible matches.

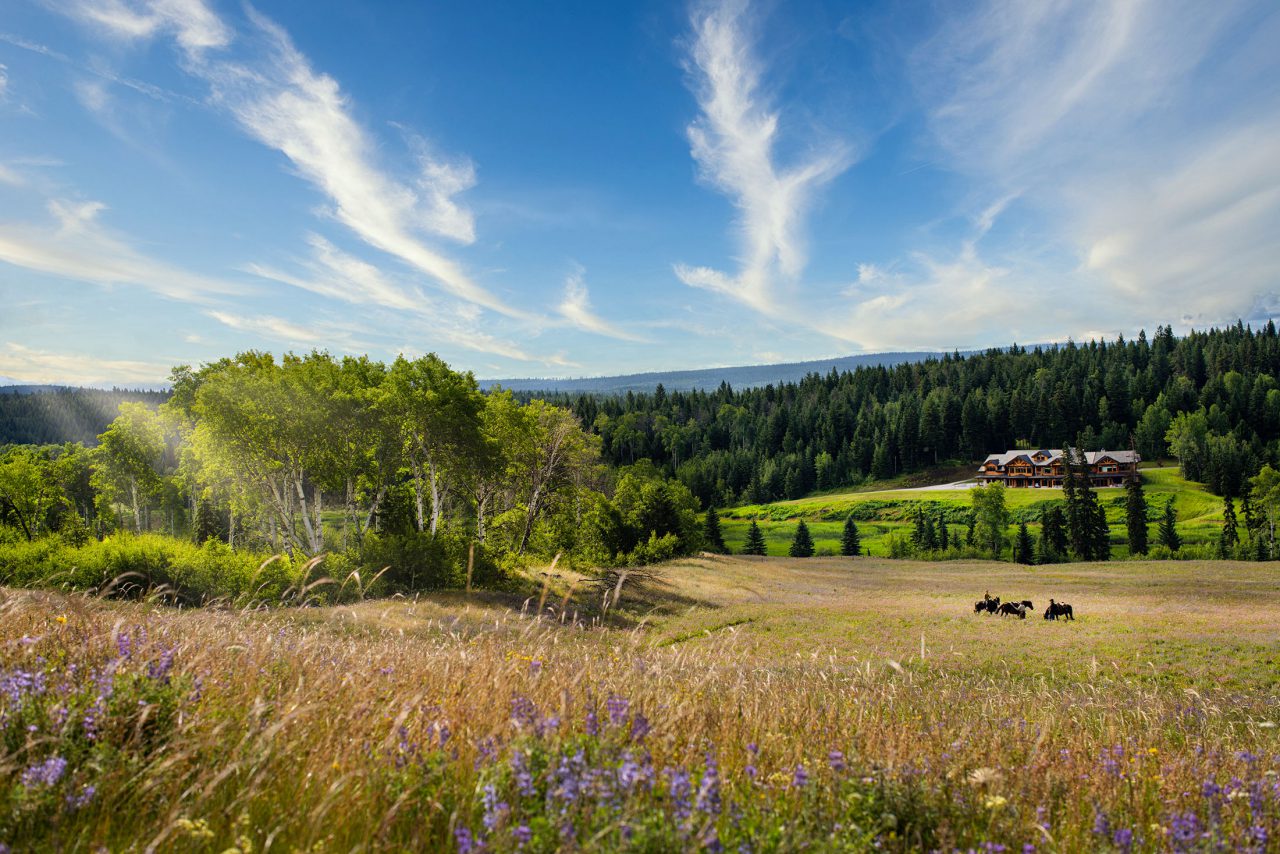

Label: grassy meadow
[720,466,1226,558]
[3,554,1279,851]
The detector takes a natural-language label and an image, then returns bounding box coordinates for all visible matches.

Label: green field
[4,553,1279,851]
[720,466,1227,557]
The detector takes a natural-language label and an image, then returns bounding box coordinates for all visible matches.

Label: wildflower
[66,785,96,809]
[967,767,1002,786]
[21,756,68,788]
[606,694,630,728]
[1092,809,1111,837]
[55,615,67,624]
[116,632,132,659]
[1112,828,1133,853]
[513,824,531,848]
[481,784,509,833]
[510,750,535,797]
[791,765,808,788]
[696,754,721,816]
[528,659,542,675]
[828,749,847,773]
[585,709,600,737]
[148,647,175,684]
[510,695,538,729]
[983,795,1007,810]
[629,712,651,742]
[667,767,692,821]
[455,826,475,854]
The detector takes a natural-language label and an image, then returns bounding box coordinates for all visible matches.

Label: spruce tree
[1125,476,1149,556]
[840,514,861,556]
[789,521,815,558]
[703,507,728,554]
[1014,521,1034,564]
[743,520,767,556]
[1158,498,1181,552]
[1219,495,1238,558]
[937,515,949,551]
[965,511,976,547]
[913,507,936,552]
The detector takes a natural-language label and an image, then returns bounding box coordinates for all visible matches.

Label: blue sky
[1,0,1278,385]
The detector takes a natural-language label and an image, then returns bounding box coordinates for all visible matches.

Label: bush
[0,534,296,605]
[358,531,504,593]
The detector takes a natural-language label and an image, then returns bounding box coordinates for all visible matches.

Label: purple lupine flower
[535,714,559,738]
[1250,825,1268,848]
[66,785,96,809]
[791,765,808,788]
[510,750,535,797]
[704,825,724,853]
[828,749,847,773]
[1201,780,1222,799]
[585,709,599,737]
[1,668,47,703]
[696,753,721,816]
[435,722,452,750]
[115,632,133,660]
[667,767,692,821]
[1111,828,1133,853]
[510,695,537,729]
[148,647,175,683]
[606,695,630,728]
[528,659,542,675]
[1092,809,1111,837]
[559,821,576,843]
[618,752,642,792]
[554,751,586,805]
[475,737,498,768]
[513,824,531,848]
[21,756,67,787]
[629,712,651,742]
[481,784,508,833]
[1023,844,1035,853]
[1168,811,1202,849]
[455,826,475,854]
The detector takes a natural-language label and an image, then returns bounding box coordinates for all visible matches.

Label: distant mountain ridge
[480,351,958,394]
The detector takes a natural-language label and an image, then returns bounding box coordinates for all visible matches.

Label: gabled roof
[980,449,1138,467]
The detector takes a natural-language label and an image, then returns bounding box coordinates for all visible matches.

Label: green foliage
[743,520,767,556]
[584,464,703,566]
[788,521,815,558]
[970,483,1009,558]
[1218,495,1238,557]
[0,534,302,605]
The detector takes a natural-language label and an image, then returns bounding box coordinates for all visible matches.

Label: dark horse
[974,594,1001,614]
[997,602,1027,619]
[1044,600,1075,621]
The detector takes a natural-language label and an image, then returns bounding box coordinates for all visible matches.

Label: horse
[1044,600,1075,621]
[974,595,1000,614]
[1019,599,1034,611]
[997,602,1027,619]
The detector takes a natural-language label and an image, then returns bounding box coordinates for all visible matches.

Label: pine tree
[743,520,767,556]
[965,511,976,547]
[703,507,728,554]
[1125,476,1148,556]
[1014,521,1034,564]
[1219,495,1238,558]
[789,521,815,558]
[840,514,861,556]
[913,507,936,552]
[937,515,950,551]
[1158,498,1181,552]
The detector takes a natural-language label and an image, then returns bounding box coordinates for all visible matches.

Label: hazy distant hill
[480,351,950,394]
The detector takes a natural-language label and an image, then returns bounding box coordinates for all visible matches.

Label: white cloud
[676,0,851,314]
[204,309,328,345]
[63,0,231,54]
[0,63,8,99]
[0,198,244,302]
[557,266,647,342]
[0,342,170,385]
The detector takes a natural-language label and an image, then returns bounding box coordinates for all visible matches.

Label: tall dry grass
[1,554,1278,851]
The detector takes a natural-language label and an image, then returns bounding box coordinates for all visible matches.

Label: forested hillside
[547,323,1280,507]
[0,387,170,446]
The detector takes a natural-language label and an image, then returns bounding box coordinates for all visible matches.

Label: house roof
[980,449,1139,467]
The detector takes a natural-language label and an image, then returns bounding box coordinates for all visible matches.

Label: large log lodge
[976,449,1140,488]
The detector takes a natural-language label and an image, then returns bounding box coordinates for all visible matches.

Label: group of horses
[973,593,1075,621]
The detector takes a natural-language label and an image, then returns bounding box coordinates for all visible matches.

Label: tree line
[0,352,715,592]
[541,323,1280,507]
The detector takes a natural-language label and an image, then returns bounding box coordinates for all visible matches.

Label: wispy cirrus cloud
[56,0,525,321]
[557,266,648,342]
[896,0,1280,338]
[203,309,329,346]
[675,0,852,315]
[0,198,244,302]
